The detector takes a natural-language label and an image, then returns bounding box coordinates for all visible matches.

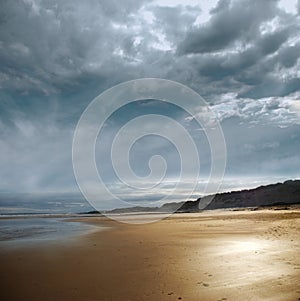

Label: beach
[1,210,300,301]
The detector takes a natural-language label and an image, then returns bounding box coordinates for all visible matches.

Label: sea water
[0,216,99,247]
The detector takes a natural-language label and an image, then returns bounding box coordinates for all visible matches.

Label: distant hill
[177,179,300,212]
[91,179,300,214]
[101,202,185,214]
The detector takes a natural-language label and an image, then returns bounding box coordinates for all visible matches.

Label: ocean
[0,216,99,247]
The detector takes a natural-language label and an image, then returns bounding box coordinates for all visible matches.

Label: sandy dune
[1,210,300,301]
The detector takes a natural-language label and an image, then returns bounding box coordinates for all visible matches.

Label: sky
[0,0,300,211]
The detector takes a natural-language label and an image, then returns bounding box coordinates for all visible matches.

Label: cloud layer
[0,0,299,209]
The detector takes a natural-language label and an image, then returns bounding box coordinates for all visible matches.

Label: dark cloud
[257,28,290,55]
[0,0,150,95]
[177,0,278,54]
[277,41,300,68]
[239,77,300,99]
[173,0,300,99]
[150,5,201,46]
[0,0,299,100]
[184,27,299,98]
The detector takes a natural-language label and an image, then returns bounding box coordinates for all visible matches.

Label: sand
[1,210,300,301]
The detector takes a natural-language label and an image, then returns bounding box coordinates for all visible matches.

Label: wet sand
[1,210,300,301]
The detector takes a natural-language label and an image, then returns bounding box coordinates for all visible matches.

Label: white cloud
[289,99,300,118]
[209,93,300,125]
[278,0,298,14]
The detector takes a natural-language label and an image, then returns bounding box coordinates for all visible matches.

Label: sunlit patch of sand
[177,212,300,300]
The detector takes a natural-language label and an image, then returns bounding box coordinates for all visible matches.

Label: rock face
[177,179,300,212]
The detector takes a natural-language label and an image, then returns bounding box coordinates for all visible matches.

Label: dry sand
[1,210,300,301]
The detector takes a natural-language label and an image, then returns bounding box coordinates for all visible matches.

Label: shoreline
[1,209,300,300]
[0,216,106,247]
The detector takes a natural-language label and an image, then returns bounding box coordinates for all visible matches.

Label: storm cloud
[0,0,299,209]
